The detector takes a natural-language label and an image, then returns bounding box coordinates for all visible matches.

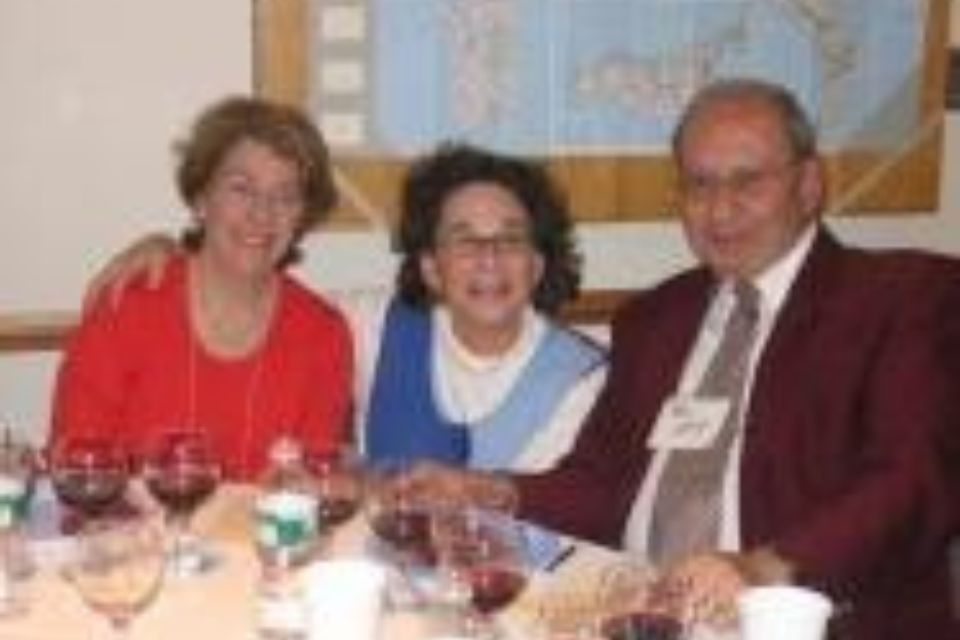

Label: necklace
[185,262,278,475]
[192,258,277,358]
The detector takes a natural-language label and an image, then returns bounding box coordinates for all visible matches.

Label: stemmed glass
[430,506,530,639]
[594,562,687,640]
[142,430,221,576]
[48,437,130,534]
[365,462,434,565]
[307,448,364,535]
[64,513,165,640]
[364,462,435,608]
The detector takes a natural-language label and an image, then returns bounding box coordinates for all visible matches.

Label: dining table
[0,483,735,640]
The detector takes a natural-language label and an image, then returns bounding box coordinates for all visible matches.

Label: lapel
[643,270,716,416]
[742,229,846,470]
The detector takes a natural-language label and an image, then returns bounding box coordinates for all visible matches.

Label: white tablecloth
[0,485,735,640]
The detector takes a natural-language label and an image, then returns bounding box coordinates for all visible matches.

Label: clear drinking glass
[365,462,434,565]
[142,430,221,577]
[65,513,165,640]
[363,461,436,609]
[430,507,529,639]
[0,429,36,616]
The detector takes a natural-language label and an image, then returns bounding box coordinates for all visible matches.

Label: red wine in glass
[307,451,362,531]
[144,430,221,576]
[53,468,126,514]
[370,506,433,561]
[48,437,129,532]
[600,611,684,640]
[469,565,527,614]
[431,507,530,637]
[145,467,217,517]
[365,462,436,566]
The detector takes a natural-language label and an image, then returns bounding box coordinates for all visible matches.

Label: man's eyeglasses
[679,160,798,203]
[435,231,533,259]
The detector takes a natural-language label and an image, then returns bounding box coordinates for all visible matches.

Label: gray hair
[671,78,819,163]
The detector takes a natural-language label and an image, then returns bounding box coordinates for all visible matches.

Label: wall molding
[0,290,633,353]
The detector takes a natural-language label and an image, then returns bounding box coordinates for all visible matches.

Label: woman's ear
[420,251,443,295]
[190,194,209,226]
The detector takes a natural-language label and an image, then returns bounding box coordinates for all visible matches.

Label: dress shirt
[623,225,817,557]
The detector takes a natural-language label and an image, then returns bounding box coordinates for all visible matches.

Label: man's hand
[653,547,794,629]
[402,462,517,513]
[83,232,179,312]
[656,552,749,628]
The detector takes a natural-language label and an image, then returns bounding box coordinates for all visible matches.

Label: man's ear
[798,156,826,216]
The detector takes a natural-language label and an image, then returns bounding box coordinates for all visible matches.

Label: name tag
[648,394,731,450]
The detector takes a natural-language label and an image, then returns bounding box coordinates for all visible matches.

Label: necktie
[648,282,761,564]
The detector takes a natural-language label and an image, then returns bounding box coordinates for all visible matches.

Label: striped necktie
[648,281,761,564]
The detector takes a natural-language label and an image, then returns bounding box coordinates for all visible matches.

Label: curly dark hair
[175,95,337,267]
[395,142,582,314]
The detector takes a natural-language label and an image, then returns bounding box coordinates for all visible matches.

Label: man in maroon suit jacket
[518,231,960,639]
[413,78,960,640]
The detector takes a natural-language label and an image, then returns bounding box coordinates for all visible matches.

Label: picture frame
[254,0,952,226]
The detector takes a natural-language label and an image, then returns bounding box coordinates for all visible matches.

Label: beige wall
[1,0,958,436]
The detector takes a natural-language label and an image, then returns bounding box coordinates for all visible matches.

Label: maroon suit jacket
[518,230,960,640]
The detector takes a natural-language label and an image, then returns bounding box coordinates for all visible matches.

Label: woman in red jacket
[50,96,353,480]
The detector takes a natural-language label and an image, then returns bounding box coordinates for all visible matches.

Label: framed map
[254,0,951,226]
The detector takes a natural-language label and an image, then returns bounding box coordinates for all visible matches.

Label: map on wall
[309,0,928,156]
[255,0,948,222]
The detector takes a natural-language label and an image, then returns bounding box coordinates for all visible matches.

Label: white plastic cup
[738,585,833,640]
[302,558,388,640]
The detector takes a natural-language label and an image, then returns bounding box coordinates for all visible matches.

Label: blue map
[310,0,928,156]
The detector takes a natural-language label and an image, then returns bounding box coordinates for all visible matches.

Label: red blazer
[518,230,960,640]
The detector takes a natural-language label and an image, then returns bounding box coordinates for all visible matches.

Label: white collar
[716,223,818,317]
[434,306,544,374]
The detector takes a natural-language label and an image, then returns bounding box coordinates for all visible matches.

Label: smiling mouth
[466,279,513,297]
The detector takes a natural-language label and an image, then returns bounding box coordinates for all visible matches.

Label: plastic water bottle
[0,434,33,616]
[254,436,319,639]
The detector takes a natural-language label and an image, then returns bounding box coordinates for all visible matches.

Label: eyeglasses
[435,231,533,260]
[679,160,798,203]
[210,175,304,220]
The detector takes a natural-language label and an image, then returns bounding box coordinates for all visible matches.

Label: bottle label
[0,477,26,529]
[255,492,318,549]
[257,581,306,638]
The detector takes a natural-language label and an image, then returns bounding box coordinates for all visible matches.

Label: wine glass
[142,430,221,577]
[65,513,165,640]
[430,506,530,639]
[364,462,436,609]
[48,437,130,534]
[306,448,363,535]
[598,611,685,640]
[595,562,687,640]
[365,462,434,565]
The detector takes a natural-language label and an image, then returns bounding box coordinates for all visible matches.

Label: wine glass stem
[463,607,498,640]
[109,616,133,640]
[168,513,191,568]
